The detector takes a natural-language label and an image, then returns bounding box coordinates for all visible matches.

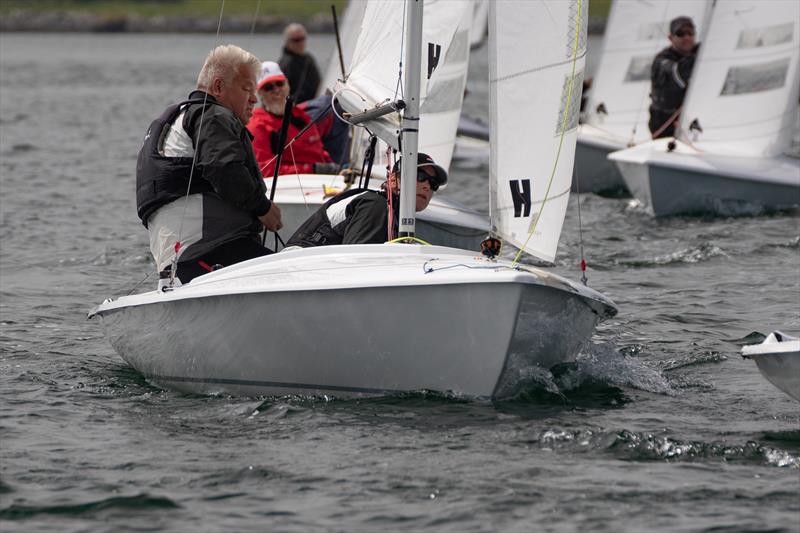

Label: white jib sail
[490,0,587,263]
[584,0,710,145]
[335,0,471,160]
[679,0,800,157]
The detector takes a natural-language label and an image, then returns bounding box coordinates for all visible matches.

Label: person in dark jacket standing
[287,153,447,248]
[136,44,283,284]
[278,23,321,104]
[649,16,700,138]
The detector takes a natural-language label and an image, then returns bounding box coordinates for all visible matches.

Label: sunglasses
[674,29,695,37]
[417,171,439,192]
[262,79,285,92]
[290,35,306,43]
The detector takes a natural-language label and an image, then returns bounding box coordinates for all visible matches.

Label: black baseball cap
[391,152,448,189]
[670,16,695,35]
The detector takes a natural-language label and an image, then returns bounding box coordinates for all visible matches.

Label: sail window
[422,76,466,112]
[555,70,584,134]
[624,55,653,82]
[445,30,469,63]
[566,0,588,59]
[737,23,794,49]
[720,57,790,96]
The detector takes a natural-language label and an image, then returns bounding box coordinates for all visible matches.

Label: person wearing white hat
[246,61,337,177]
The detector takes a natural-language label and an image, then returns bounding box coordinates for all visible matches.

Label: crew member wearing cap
[246,61,337,177]
[286,153,447,247]
[135,44,283,284]
[649,16,700,138]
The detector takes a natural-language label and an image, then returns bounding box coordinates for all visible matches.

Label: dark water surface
[1,33,799,533]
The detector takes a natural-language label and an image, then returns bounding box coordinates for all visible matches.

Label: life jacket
[135,99,221,227]
[287,188,375,247]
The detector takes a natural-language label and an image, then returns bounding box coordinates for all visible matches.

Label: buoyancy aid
[135,99,222,226]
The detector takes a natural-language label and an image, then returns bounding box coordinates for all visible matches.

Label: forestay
[584,0,710,145]
[335,0,471,170]
[679,0,800,157]
[489,0,587,263]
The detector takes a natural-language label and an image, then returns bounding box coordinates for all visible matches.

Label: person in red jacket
[247,61,338,177]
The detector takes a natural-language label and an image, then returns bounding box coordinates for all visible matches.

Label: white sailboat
[742,332,800,402]
[575,0,710,195]
[276,0,488,249]
[90,0,616,399]
[608,0,800,217]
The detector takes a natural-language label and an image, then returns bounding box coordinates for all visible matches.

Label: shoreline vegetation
[0,0,610,34]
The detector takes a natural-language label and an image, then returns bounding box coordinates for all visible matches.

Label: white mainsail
[490,0,587,263]
[335,0,472,171]
[678,0,800,157]
[319,0,368,95]
[583,0,710,145]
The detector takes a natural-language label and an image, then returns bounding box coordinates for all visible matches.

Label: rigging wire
[512,0,584,268]
[168,0,227,287]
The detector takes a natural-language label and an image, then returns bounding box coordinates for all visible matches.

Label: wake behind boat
[742,331,800,401]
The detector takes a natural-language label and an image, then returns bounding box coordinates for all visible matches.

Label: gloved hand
[314,162,340,175]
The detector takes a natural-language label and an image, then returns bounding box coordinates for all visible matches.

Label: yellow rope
[512,0,583,267]
[387,236,431,246]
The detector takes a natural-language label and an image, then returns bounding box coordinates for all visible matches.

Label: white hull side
[610,140,800,217]
[573,126,629,195]
[92,246,616,398]
[742,333,800,401]
[749,352,800,402]
[269,175,489,250]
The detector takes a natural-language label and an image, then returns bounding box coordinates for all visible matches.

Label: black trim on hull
[150,374,409,395]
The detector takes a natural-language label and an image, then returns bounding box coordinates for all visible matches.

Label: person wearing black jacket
[649,16,700,138]
[287,153,447,247]
[278,23,321,104]
[136,44,283,283]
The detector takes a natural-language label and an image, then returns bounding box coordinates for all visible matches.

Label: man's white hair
[197,44,260,89]
[283,22,306,41]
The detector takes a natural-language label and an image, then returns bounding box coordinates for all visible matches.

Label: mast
[398,0,423,239]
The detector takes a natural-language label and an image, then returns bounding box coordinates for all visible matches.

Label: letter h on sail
[509,179,532,217]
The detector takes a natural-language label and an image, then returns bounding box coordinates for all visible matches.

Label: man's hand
[258,203,283,232]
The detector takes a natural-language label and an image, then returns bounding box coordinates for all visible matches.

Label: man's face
[214,65,258,124]
[389,166,436,212]
[414,166,435,212]
[286,29,307,55]
[669,24,696,55]
[258,78,290,115]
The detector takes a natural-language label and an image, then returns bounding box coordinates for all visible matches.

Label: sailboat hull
[610,140,800,217]
[742,333,800,402]
[573,126,628,196]
[91,245,615,398]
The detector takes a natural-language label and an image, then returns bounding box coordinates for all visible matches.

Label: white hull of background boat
[742,332,800,401]
[609,139,800,217]
[268,174,489,250]
[89,245,616,398]
[573,124,628,195]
